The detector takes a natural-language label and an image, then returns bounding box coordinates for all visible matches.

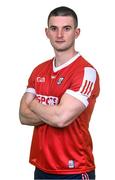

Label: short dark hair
[47,6,78,27]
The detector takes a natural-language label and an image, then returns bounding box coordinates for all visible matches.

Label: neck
[54,49,77,67]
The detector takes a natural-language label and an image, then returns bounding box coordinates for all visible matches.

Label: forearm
[19,94,45,126]
[29,94,86,128]
[29,99,73,128]
[19,112,44,126]
[30,101,60,127]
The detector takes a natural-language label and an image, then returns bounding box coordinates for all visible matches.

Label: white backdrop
[0,0,115,179]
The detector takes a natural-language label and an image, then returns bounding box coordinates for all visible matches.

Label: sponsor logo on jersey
[37,77,45,82]
[36,94,59,105]
[57,77,64,85]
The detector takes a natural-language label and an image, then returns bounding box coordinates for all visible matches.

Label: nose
[57,29,63,38]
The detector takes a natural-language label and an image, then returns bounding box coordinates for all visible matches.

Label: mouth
[55,40,65,43]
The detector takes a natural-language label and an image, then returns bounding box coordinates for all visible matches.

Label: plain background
[0,0,115,179]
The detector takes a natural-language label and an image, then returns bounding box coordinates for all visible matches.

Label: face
[45,16,80,52]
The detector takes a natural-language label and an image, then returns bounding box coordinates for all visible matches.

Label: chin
[54,47,71,52]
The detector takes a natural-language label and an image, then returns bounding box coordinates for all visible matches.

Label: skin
[45,16,80,66]
[19,16,86,128]
[19,93,45,126]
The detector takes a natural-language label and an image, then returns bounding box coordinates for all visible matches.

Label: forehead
[48,16,75,27]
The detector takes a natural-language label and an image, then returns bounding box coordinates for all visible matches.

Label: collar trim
[53,52,80,72]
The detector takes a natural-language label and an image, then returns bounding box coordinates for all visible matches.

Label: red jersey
[26,53,100,174]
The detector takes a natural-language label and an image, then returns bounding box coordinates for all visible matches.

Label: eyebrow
[49,25,72,28]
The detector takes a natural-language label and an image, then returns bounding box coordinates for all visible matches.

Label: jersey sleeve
[65,67,97,107]
[25,69,37,95]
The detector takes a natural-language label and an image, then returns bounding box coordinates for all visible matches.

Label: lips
[55,41,65,43]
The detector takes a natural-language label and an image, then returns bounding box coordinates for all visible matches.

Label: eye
[49,26,57,31]
[64,26,71,31]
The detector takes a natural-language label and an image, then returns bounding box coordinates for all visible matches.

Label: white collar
[53,52,80,72]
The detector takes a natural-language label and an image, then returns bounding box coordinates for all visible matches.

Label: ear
[45,28,49,39]
[75,28,80,39]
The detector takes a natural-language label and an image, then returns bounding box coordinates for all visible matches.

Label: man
[19,6,100,179]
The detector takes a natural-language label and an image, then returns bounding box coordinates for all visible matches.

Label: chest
[34,66,73,98]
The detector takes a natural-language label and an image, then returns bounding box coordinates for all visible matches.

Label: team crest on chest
[57,77,64,85]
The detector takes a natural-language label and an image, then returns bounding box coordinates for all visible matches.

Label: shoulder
[74,55,99,76]
[71,55,100,89]
[76,55,94,68]
[31,59,53,74]
[34,59,52,70]
[77,55,100,91]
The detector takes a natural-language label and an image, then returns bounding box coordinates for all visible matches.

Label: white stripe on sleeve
[25,88,36,95]
[65,67,97,107]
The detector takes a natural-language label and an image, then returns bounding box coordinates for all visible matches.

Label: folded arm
[29,93,86,128]
[19,92,44,126]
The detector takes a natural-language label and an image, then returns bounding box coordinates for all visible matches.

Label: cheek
[48,34,56,42]
[46,31,55,39]
[67,33,76,41]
